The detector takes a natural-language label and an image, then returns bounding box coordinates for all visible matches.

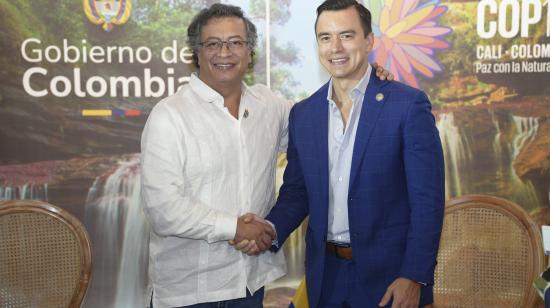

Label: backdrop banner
[1,1,549,307]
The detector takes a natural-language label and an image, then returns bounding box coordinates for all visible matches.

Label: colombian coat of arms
[83,0,132,32]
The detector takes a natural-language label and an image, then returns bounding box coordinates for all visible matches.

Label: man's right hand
[232,213,275,254]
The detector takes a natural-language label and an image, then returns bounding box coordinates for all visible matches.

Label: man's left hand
[372,62,394,81]
[378,277,421,308]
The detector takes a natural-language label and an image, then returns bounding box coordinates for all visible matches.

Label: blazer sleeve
[399,91,445,285]
[266,106,310,249]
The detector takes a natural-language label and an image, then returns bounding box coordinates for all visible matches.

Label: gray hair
[187,3,258,68]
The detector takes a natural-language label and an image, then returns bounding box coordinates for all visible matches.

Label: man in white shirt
[141,4,286,308]
[141,3,392,308]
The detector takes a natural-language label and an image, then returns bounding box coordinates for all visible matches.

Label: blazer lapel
[349,71,387,190]
[313,82,330,228]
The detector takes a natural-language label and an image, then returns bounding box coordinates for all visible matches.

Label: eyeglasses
[198,39,249,53]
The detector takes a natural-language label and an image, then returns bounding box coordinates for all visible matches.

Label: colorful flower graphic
[366,0,451,88]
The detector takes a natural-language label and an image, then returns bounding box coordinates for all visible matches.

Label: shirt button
[338,177,343,182]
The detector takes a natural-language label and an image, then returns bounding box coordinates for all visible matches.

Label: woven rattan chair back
[0,200,92,308]
[433,195,544,308]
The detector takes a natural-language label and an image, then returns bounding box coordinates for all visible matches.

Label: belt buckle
[333,242,350,248]
[328,242,351,259]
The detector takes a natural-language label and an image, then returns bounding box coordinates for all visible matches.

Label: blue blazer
[266,70,445,307]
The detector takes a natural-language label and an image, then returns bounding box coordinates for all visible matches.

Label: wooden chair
[0,200,92,308]
[432,195,545,308]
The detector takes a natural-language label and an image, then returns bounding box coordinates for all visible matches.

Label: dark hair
[315,0,372,36]
[187,3,257,68]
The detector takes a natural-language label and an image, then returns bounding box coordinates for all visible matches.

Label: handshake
[230,213,276,255]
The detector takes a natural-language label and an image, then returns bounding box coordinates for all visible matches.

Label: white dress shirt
[141,73,290,308]
[327,65,372,244]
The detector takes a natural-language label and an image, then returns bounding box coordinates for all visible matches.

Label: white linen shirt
[141,73,290,308]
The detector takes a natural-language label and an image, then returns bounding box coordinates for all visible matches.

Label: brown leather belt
[326,242,353,260]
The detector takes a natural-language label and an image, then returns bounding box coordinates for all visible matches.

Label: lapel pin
[376,93,384,102]
[243,109,249,118]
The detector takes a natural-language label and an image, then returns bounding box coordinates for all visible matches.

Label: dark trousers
[318,253,370,308]
[150,288,264,308]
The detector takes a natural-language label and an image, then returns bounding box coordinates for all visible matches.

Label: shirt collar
[241,81,262,101]
[189,73,219,102]
[189,72,261,103]
[326,64,372,104]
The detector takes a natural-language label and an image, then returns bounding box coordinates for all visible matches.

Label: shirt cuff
[209,212,238,243]
[412,279,428,286]
[265,219,279,248]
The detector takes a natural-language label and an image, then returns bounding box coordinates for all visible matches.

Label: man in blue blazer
[263,0,445,307]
